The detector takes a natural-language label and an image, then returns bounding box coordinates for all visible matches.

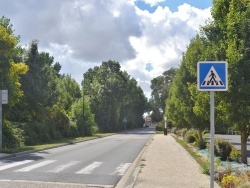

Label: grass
[0,133,113,154]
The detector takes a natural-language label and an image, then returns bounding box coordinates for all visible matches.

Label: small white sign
[1,90,8,104]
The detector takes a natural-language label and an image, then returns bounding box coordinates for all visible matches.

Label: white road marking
[110,163,131,175]
[15,160,56,172]
[75,161,102,174]
[0,160,33,171]
[46,161,80,173]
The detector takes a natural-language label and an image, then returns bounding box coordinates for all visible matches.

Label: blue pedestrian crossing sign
[197,61,228,91]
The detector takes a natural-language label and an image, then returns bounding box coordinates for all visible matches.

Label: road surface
[0,127,155,187]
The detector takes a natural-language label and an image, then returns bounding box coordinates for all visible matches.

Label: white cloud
[0,0,212,98]
[140,0,165,6]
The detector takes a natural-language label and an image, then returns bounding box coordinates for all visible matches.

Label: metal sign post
[0,90,2,150]
[197,62,228,188]
[210,91,215,188]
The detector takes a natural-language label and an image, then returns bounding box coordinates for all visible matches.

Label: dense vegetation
[0,16,147,149]
[149,0,250,164]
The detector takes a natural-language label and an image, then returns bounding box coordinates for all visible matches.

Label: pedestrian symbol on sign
[201,66,224,87]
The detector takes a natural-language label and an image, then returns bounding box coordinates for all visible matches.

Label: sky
[0,0,212,98]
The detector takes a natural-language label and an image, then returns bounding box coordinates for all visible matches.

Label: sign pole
[210,91,215,188]
[0,90,2,150]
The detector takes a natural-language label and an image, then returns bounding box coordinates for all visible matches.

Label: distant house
[143,116,152,127]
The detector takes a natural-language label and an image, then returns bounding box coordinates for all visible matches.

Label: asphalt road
[0,127,155,188]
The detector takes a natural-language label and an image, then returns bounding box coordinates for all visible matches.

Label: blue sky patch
[135,0,212,12]
[146,63,153,72]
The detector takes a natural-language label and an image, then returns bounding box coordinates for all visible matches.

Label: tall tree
[150,67,177,122]
[83,60,147,132]
[0,16,28,116]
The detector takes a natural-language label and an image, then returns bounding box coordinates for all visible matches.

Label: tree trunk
[198,129,203,141]
[241,131,248,164]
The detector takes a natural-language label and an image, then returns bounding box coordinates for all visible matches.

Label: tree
[0,17,28,114]
[83,60,147,132]
[150,68,177,122]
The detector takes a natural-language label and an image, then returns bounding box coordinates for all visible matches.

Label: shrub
[48,105,70,137]
[214,137,233,161]
[221,174,239,188]
[230,147,241,162]
[200,157,210,175]
[175,128,187,137]
[155,122,164,131]
[184,129,197,143]
[20,121,52,145]
[185,134,196,143]
[197,139,207,149]
[3,120,25,148]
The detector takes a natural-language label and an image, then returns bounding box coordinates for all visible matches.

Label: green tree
[221,0,250,163]
[150,67,177,122]
[83,60,147,132]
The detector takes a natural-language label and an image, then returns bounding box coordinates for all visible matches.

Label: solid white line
[110,163,131,175]
[75,161,102,174]
[15,160,56,172]
[46,161,80,173]
[0,160,33,171]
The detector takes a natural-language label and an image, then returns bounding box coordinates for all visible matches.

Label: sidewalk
[133,134,220,188]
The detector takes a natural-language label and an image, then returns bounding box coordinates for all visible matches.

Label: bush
[20,121,52,145]
[214,137,233,161]
[197,139,207,149]
[175,128,187,137]
[156,122,164,131]
[221,174,240,188]
[184,129,197,143]
[3,120,25,149]
[48,105,70,137]
[200,157,210,175]
[230,147,241,162]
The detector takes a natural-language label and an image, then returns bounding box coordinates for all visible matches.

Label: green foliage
[70,98,98,136]
[20,122,52,145]
[47,105,71,138]
[221,174,240,188]
[213,137,233,161]
[155,122,164,131]
[150,67,177,122]
[83,60,147,132]
[184,129,197,143]
[175,128,188,137]
[230,147,241,162]
[2,120,24,148]
[200,157,210,175]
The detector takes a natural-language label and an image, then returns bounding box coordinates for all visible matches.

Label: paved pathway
[133,134,220,188]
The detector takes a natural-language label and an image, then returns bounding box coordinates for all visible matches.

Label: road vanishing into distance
[0,127,155,188]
